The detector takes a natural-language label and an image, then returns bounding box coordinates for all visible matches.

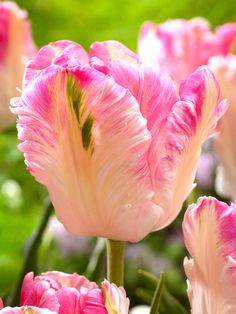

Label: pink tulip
[0,306,57,313]
[11,40,226,242]
[138,18,236,85]
[0,1,36,130]
[19,271,129,314]
[183,196,236,314]
[209,55,236,198]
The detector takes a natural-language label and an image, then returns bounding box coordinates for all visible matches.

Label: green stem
[7,198,53,306]
[106,239,126,287]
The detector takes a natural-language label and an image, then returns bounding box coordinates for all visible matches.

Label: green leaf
[160,289,188,314]
[137,270,188,314]
[150,272,165,314]
[138,269,158,287]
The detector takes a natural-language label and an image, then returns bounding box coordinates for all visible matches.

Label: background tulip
[0,1,36,130]
[183,197,236,314]
[209,55,236,198]
[138,18,236,86]
[12,40,225,242]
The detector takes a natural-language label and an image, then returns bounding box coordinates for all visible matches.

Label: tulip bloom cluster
[138,18,236,85]
[136,17,236,314]
[0,1,35,130]
[0,271,129,313]
[12,39,225,242]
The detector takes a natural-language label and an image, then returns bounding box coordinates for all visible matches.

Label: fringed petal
[12,64,159,242]
[183,196,236,314]
[152,67,227,229]
[89,40,141,67]
[23,40,88,89]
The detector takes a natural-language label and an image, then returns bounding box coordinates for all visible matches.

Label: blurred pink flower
[19,271,129,314]
[12,40,225,242]
[183,196,236,314]
[0,1,36,130]
[138,18,236,85]
[209,55,236,198]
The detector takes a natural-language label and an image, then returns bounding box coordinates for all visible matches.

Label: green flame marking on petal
[67,72,83,124]
[67,72,94,152]
[82,114,94,150]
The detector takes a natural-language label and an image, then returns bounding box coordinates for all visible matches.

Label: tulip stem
[106,239,126,287]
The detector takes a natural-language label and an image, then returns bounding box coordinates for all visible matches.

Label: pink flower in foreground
[209,55,236,198]
[183,197,236,314]
[12,40,226,242]
[19,271,129,314]
[138,18,236,85]
[0,1,36,130]
[0,306,57,313]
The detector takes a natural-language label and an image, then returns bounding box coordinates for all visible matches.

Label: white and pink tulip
[11,40,226,242]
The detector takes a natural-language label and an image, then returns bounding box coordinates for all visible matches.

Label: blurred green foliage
[0,0,235,309]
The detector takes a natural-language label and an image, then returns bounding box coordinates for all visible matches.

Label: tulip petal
[90,46,178,215]
[80,287,108,314]
[101,280,129,314]
[183,196,236,314]
[41,271,97,290]
[152,67,227,229]
[24,40,88,89]
[56,288,80,314]
[216,23,236,54]
[12,64,160,242]
[137,21,162,69]
[89,40,141,67]
[209,55,236,198]
[20,273,59,312]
